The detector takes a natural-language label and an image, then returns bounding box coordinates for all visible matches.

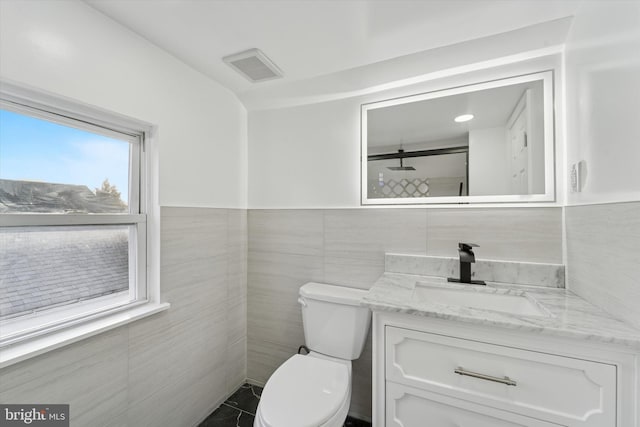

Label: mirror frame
[361,71,555,205]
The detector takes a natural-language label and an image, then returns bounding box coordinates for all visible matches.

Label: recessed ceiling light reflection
[454,114,474,123]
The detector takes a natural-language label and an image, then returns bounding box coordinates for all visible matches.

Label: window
[0,83,157,349]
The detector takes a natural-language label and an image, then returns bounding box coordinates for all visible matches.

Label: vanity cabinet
[386,382,561,427]
[372,312,638,427]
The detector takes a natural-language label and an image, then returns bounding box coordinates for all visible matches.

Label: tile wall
[566,202,640,330]
[0,205,571,424]
[0,207,247,426]
[247,207,563,420]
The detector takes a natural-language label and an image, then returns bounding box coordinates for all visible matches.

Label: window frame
[0,81,164,354]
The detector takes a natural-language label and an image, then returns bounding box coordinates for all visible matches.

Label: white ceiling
[85,0,580,102]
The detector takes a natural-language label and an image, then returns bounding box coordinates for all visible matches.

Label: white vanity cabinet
[385,382,561,427]
[372,312,639,427]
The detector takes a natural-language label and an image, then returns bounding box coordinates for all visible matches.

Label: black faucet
[447,243,486,285]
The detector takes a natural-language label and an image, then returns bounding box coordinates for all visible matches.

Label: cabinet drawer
[387,381,563,427]
[385,326,616,426]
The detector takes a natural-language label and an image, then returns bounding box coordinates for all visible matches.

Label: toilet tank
[298,283,371,360]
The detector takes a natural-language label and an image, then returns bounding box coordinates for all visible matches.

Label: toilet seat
[255,354,351,427]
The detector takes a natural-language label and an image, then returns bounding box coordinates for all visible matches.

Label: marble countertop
[363,272,640,349]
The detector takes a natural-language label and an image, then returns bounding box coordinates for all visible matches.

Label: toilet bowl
[254,283,371,427]
[254,352,351,427]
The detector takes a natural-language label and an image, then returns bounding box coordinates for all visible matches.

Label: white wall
[248,99,360,208]
[0,0,247,209]
[468,127,509,196]
[0,2,248,426]
[564,1,640,330]
[249,53,563,208]
[564,0,640,205]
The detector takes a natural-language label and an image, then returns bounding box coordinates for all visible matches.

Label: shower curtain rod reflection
[367,145,468,161]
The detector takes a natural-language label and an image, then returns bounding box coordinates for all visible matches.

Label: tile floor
[199,383,371,427]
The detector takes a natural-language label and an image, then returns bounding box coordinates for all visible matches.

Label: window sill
[0,302,170,369]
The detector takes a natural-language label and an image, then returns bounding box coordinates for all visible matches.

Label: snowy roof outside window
[0,227,129,318]
[0,179,130,318]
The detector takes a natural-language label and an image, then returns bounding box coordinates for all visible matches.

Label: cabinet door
[385,326,616,426]
[387,382,564,427]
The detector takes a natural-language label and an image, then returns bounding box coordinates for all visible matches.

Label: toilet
[254,282,371,427]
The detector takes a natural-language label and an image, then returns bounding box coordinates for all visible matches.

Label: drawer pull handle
[454,367,517,386]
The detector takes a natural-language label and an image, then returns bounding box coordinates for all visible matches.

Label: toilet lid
[260,354,350,427]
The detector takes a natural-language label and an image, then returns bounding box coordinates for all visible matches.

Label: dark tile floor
[199,383,371,427]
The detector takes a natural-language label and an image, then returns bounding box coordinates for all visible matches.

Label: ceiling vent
[223,48,283,83]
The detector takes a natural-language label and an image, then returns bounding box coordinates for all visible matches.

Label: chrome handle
[454,367,517,386]
[297,297,307,307]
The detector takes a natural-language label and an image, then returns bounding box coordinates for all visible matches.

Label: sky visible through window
[0,109,130,202]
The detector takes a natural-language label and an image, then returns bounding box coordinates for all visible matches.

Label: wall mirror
[361,71,555,205]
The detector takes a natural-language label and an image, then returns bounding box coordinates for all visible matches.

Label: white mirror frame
[361,71,555,205]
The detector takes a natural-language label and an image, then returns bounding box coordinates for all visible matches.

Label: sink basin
[413,282,550,317]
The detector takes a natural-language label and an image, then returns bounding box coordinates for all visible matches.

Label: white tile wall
[0,205,567,425]
[324,209,428,289]
[246,207,563,421]
[247,249,323,379]
[227,209,248,394]
[566,202,640,330]
[249,209,324,256]
[0,329,129,425]
[426,208,563,263]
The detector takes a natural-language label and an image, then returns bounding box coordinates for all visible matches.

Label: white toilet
[254,282,371,427]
